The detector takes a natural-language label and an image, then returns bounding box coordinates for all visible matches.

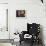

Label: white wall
[0,0,8,3]
[0,4,9,39]
[9,0,46,45]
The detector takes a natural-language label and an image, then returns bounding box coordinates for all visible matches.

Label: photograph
[16,10,25,17]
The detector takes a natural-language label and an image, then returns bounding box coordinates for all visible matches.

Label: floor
[0,43,13,46]
[0,41,43,46]
[19,41,43,46]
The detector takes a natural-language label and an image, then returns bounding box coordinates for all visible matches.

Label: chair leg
[20,41,21,45]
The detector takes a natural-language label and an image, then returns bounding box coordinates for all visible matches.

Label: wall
[9,0,46,45]
[0,0,8,3]
[0,4,9,39]
[0,0,13,46]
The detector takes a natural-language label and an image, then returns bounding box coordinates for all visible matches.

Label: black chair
[27,23,40,43]
[19,23,40,45]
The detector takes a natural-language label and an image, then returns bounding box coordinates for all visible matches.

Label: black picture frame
[16,10,25,17]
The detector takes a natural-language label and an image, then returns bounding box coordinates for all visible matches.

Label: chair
[19,23,40,46]
[27,23,40,43]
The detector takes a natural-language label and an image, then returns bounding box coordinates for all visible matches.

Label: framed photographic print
[16,10,25,17]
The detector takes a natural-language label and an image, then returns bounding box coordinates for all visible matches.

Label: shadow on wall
[40,25,45,46]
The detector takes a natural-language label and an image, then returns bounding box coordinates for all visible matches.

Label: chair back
[27,23,40,36]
